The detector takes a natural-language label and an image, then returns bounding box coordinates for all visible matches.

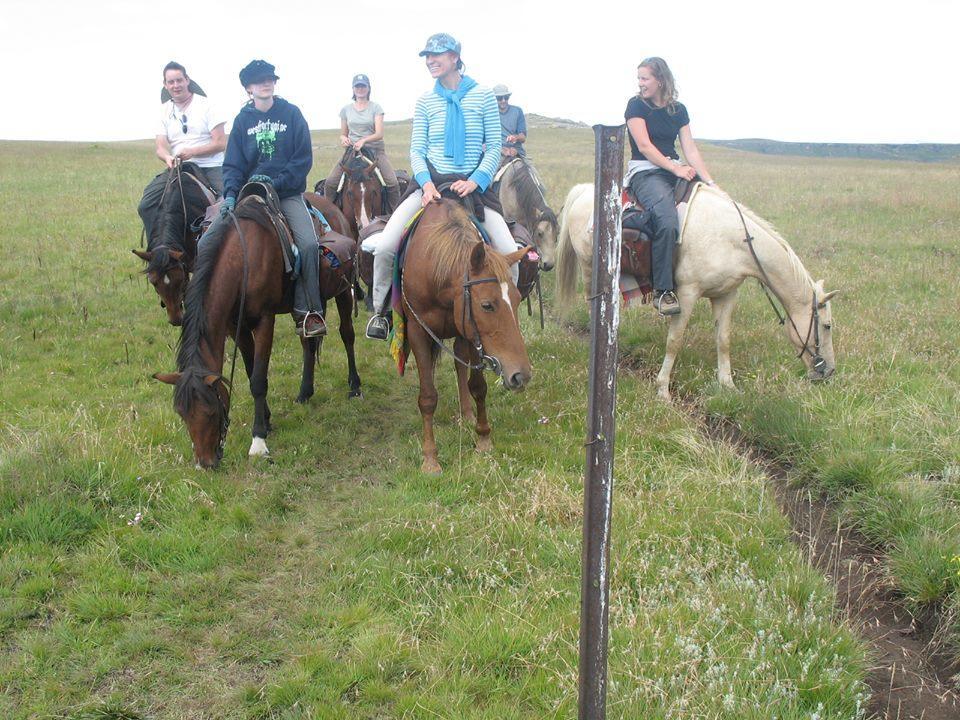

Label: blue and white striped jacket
[410,83,502,192]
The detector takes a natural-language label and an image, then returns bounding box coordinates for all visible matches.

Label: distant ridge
[525,113,590,129]
[707,138,960,164]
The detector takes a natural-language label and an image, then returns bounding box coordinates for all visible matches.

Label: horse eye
[481,301,495,312]
[824,323,832,330]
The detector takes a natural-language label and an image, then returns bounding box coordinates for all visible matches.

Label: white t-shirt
[158,94,227,167]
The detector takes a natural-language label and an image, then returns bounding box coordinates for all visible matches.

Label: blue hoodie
[222,97,312,200]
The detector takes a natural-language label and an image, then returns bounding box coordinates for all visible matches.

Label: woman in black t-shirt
[624,56,715,316]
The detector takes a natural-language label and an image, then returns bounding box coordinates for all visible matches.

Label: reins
[209,206,250,456]
[731,199,827,375]
[400,207,505,375]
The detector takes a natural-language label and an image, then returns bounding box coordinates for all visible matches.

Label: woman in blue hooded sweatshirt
[361,33,518,340]
[217,59,326,338]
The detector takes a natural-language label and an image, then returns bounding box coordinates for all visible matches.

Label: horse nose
[541,261,555,271]
[506,369,531,390]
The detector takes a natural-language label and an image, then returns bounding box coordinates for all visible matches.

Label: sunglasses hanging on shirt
[180,114,188,134]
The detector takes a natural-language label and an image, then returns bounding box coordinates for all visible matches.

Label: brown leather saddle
[620,178,697,295]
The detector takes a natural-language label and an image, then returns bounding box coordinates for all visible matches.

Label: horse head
[154,368,230,468]
[533,207,560,271]
[787,280,838,381]
[452,237,533,391]
[133,246,189,325]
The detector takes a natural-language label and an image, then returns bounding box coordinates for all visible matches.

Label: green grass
[2,127,945,717]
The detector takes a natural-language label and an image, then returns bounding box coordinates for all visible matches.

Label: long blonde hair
[638,57,679,115]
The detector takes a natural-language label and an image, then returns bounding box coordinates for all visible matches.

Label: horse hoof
[295,393,312,404]
[656,389,673,403]
[475,436,493,453]
[248,437,270,457]
[421,459,442,475]
[347,389,363,399]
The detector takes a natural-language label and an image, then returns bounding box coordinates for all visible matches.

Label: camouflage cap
[418,33,461,57]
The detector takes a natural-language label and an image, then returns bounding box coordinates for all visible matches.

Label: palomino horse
[400,197,532,474]
[555,182,838,401]
[133,161,217,325]
[154,191,361,468]
[494,158,559,270]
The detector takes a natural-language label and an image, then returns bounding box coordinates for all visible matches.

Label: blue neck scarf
[433,75,477,166]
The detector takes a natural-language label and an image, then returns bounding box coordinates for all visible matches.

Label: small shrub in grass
[818,447,904,498]
[889,530,960,605]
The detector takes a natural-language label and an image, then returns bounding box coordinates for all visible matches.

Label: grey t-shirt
[341,102,385,150]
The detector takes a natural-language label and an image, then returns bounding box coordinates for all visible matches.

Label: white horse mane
[704,186,815,292]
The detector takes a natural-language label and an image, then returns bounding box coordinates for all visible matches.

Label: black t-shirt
[624,96,689,161]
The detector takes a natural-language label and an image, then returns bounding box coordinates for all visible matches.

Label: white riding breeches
[360,189,520,313]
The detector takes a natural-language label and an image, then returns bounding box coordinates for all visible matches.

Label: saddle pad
[389,208,426,376]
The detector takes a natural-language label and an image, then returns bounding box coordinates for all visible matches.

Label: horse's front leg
[248,315,276,457]
[655,293,696,402]
[454,337,490,450]
[453,337,475,427]
[710,290,739,390]
[236,325,271,433]
[296,332,318,404]
[409,324,441,474]
[335,290,362,398]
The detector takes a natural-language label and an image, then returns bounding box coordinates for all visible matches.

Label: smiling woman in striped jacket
[361,32,518,340]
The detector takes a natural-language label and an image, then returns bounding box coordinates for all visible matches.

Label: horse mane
[148,171,209,254]
[176,222,230,374]
[428,202,510,288]
[509,160,550,217]
[144,244,176,275]
[705,186,814,290]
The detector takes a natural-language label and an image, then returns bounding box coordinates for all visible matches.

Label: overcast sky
[3,0,957,144]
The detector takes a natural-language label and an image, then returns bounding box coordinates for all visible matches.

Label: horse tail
[555,183,589,308]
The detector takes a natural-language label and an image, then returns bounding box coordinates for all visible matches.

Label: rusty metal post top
[592,124,626,144]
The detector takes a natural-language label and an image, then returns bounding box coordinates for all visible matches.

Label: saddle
[237,181,297,276]
[398,161,505,221]
[619,177,698,303]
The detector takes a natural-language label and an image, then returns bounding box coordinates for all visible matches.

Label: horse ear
[503,245,532,267]
[470,241,487,272]
[133,249,153,261]
[818,290,839,307]
[153,371,181,385]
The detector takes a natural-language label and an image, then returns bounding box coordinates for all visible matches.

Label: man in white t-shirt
[137,61,227,242]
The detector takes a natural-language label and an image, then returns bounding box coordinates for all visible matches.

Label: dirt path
[701,414,959,720]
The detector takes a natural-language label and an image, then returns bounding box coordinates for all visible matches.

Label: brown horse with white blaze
[401,198,532,474]
[154,191,361,468]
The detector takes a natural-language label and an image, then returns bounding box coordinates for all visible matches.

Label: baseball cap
[352,73,370,86]
[418,33,461,56]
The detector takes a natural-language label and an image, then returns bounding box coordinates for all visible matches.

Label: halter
[732,200,829,376]
[400,220,506,375]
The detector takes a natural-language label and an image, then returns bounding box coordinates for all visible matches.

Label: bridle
[400,211,506,375]
[732,200,830,376]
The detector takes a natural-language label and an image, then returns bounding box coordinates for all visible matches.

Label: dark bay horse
[400,198,532,474]
[154,191,361,468]
[328,148,385,240]
[133,161,216,324]
[494,158,559,270]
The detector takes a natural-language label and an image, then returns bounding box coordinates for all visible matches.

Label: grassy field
[0,124,954,718]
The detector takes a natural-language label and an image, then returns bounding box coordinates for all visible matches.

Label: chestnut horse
[399,197,532,474]
[133,162,216,325]
[154,191,360,468]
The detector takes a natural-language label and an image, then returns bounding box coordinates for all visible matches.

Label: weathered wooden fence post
[578,123,625,720]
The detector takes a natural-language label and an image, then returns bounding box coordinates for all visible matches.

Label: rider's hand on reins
[450,179,477,197]
[339,135,352,147]
[421,182,441,207]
